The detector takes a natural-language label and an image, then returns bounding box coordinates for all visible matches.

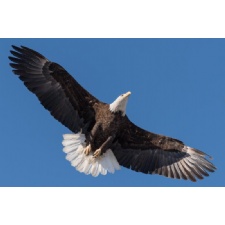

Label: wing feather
[173,162,182,180]
[112,117,216,182]
[9,45,101,133]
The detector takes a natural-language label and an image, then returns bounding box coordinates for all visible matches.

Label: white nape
[109,91,131,116]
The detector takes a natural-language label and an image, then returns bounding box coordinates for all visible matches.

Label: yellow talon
[93,149,101,158]
[84,144,92,155]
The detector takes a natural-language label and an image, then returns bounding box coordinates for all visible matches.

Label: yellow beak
[124,91,131,98]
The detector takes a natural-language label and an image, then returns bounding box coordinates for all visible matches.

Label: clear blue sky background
[1,38,224,187]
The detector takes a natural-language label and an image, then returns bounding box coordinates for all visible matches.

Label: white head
[109,91,131,116]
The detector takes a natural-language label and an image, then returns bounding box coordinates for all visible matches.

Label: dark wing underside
[112,117,216,182]
[9,45,100,133]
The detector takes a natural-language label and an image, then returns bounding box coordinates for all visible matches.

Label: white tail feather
[62,132,120,176]
[107,150,120,170]
[101,151,116,173]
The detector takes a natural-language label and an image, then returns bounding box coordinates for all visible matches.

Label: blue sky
[1,38,224,187]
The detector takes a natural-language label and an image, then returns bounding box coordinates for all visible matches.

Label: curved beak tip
[126,91,131,96]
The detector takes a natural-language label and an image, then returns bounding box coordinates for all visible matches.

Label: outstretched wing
[9,45,100,133]
[112,117,216,182]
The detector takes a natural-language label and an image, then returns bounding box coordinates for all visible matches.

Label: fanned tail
[62,133,120,177]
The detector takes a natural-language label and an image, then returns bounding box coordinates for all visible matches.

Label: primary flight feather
[9,45,216,181]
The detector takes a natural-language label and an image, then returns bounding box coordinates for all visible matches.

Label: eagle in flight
[9,45,216,181]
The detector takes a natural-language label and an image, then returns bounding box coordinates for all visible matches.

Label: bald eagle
[9,45,216,182]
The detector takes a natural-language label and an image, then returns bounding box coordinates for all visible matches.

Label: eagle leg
[84,122,100,156]
[93,135,115,158]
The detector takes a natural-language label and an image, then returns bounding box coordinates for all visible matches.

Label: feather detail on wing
[9,45,100,133]
[112,118,216,182]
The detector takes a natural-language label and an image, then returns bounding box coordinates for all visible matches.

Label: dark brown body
[91,103,127,150]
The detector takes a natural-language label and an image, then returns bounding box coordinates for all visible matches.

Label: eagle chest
[95,107,124,137]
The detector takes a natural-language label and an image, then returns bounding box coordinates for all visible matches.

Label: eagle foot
[93,149,102,158]
[84,144,92,156]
